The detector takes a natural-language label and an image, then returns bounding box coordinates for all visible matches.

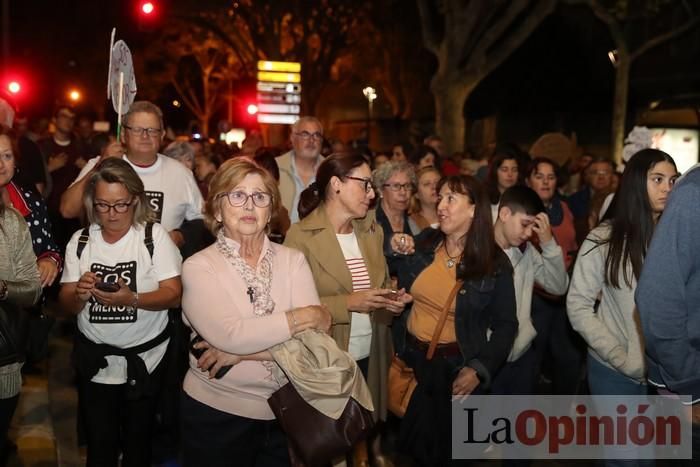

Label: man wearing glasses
[60,101,204,249]
[277,116,324,223]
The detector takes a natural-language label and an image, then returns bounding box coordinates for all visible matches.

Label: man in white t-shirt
[60,101,204,249]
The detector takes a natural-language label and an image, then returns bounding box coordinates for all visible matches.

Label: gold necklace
[443,242,462,268]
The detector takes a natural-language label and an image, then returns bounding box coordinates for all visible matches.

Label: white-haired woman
[371,161,416,276]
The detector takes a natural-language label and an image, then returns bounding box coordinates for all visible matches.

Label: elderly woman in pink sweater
[180,158,330,467]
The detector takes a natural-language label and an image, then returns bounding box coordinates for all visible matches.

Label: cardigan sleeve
[1,209,41,307]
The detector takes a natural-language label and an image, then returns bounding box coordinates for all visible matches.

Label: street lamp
[68,89,81,102]
[362,86,377,145]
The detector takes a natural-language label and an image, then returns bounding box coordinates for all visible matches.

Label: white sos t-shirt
[336,231,372,360]
[72,154,203,231]
[61,222,182,384]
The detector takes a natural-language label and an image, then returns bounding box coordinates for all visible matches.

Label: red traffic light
[141,1,154,14]
[246,104,258,115]
[7,81,21,94]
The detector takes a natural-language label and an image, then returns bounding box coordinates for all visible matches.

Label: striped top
[346,258,371,291]
[336,232,373,360]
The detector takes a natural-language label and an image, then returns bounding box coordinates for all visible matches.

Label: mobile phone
[190,335,232,379]
[95,281,120,292]
[381,290,399,301]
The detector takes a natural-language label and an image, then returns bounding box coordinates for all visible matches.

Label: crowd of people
[0,99,698,467]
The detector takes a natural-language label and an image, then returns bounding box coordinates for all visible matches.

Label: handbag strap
[426,280,464,360]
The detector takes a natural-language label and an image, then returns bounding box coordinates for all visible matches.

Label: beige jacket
[284,205,394,420]
[269,330,373,419]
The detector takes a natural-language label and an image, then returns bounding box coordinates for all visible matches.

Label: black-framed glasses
[294,130,323,141]
[345,176,374,193]
[382,182,413,192]
[94,200,134,214]
[123,125,163,137]
[217,191,273,208]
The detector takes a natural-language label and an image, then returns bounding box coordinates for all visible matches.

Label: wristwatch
[0,280,8,301]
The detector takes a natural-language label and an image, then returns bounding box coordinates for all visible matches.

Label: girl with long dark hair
[567,149,678,466]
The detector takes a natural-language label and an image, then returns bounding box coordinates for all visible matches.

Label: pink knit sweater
[181,237,320,420]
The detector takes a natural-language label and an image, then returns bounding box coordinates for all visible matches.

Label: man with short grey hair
[277,116,324,223]
[60,100,203,248]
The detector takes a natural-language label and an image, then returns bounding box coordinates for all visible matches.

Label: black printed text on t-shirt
[89,261,138,323]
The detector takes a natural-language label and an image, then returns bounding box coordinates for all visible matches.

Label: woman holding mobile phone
[58,158,183,466]
[285,153,413,464]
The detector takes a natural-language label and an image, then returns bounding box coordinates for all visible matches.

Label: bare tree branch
[460,1,507,62]
[416,0,440,55]
[586,0,626,47]
[180,15,254,76]
[477,0,556,79]
[475,0,529,59]
[445,0,480,60]
[630,15,700,60]
[172,78,202,117]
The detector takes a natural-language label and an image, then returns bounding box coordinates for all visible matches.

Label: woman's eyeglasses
[382,182,413,192]
[218,191,273,208]
[344,176,374,193]
[94,200,134,213]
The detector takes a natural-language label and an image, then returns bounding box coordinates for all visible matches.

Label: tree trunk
[431,73,474,156]
[610,51,630,166]
[201,115,210,137]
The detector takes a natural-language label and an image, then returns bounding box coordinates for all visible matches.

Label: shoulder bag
[388,280,463,417]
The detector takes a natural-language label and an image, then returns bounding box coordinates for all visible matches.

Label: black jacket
[393,229,518,389]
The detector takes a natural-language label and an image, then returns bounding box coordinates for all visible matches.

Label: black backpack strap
[144,222,154,259]
[76,227,90,259]
[77,223,153,260]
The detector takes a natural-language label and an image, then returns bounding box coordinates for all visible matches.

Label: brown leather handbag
[268,382,374,466]
[388,280,463,417]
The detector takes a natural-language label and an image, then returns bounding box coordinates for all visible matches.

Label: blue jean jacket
[393,230,518,389]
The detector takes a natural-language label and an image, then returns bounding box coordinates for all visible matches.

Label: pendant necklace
[443,242,462,268]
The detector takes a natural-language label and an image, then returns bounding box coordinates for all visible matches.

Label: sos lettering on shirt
[89,261,138,323]
[145,191,164,223]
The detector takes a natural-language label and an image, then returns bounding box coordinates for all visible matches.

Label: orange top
[552,201,578,271]
[407,246,459,344]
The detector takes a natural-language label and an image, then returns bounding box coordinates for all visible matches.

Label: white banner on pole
[109,39,137,116]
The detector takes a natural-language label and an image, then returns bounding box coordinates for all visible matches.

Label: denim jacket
[393,230,518,389]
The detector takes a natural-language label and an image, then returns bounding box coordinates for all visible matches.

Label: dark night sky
[3,1,699,138]
[4,0,154,118]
